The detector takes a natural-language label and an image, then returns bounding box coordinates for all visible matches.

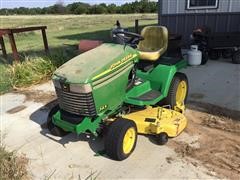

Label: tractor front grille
[55,88,96,116]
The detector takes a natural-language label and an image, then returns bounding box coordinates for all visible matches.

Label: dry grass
[0,146,29,180]
[0,47,78,92]
[8,57,55,88]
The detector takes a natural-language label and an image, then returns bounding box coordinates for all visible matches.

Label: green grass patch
[0,64,12,94]
[0,47,77,92]
[0,14,157,52]
[9,57,55,87]
[7,47,77,89]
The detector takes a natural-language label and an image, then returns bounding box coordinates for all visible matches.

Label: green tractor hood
[53,43,139,84]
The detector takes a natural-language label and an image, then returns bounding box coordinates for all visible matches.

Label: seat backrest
[138,26,168,53]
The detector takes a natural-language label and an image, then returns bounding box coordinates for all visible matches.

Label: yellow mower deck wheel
[123,127,136,154]
[176,80,187,104]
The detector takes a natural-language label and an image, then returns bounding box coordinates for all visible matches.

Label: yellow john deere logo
[92,53,137,81]
[110,54,135,70]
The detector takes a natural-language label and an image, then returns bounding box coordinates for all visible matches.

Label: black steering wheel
[112,29,144,47]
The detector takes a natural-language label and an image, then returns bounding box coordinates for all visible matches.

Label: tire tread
[105,119,137,161]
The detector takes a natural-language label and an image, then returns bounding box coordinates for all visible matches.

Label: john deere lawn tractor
[47,25,189,160]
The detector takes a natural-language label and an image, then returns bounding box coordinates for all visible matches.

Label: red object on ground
[78,40,103,53]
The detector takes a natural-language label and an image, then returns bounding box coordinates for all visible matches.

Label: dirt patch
[169,109,240,179]
[75,70,81,74]
[15,90,56,104]
[166,157,174,164]
[201,115,240,135]
[188,100,240,121]
[7,105,27,114]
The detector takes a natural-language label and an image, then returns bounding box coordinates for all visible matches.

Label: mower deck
[122,106,187,137]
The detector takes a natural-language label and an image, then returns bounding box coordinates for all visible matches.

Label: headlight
[70,83,92,93]
[53,79,92,93]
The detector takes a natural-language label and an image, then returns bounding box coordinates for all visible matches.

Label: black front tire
[47,105,69,137]
[105,119,137,161]
[232,50,240,64]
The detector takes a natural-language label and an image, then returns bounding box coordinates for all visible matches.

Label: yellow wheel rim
[123,127,136,154]
[176,80,187,104]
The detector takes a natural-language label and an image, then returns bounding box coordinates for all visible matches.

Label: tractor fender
[155,65,177,97]
[137,64,178,98]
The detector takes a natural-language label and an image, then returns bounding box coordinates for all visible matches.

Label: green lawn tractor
[47,25,189,161]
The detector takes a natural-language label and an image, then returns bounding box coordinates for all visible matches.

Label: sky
[0,0,143,9]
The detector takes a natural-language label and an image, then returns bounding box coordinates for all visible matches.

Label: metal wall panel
[158,0,240,45]
[159,13,240,45]
[232,0,240,11]
[160,0,240,15]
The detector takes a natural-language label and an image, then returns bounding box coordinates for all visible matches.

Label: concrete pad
[181,59,240,111]
[0,87,215,179]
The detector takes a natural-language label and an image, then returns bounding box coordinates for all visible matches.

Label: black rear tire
[105,119,137,161]
[47,105,69,137]
[232,50,240,64]
[164,73,188,110]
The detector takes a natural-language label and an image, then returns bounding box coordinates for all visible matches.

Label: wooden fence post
[0,36,7,58]
[41,28,49,54]
[135,19,139,34]
[8,32,19,62]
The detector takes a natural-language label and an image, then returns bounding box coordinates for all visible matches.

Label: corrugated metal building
[158,0,240,44]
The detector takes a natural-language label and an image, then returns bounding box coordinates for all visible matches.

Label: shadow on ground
[29,99,108,159]
[29,98,161,160]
